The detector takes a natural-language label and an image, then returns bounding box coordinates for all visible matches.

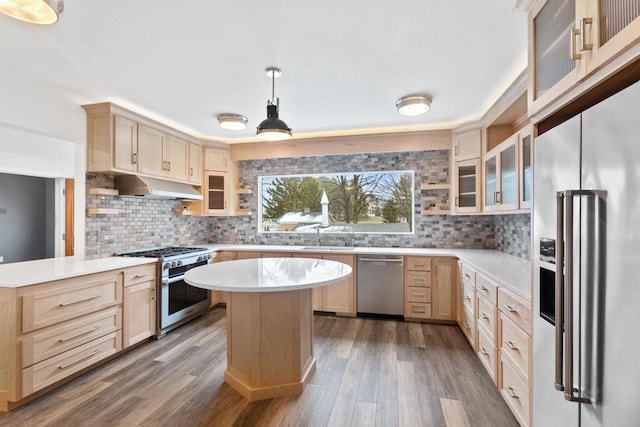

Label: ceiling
[0,1,528,144]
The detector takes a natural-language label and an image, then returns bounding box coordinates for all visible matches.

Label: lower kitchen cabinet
[457,260,532,427]
[123,264,157,348]
[292,252,356,316]
[404,256,456,322]
[0,262,156,412]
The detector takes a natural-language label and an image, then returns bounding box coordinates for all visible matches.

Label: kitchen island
[185,257,352,401]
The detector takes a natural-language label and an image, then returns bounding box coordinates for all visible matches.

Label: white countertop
[206,244,532,300]
[0,256,157,288]
[185,258,353,292]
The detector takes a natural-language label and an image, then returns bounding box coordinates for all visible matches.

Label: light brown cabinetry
[201,147,231,216]
[456,261,532,426]
[528,0,640,117]
[484,135,519,212]
[475,273,499,383]
[204,147,229,171]
[188,143,202,185]
[457,262,477,350]
[452,129,482,214]
[404,256,455,321]
[498,287,533,427]
[518,127,533,210]
[123,264,157,347]
[0,263,158,412]
[83,102,202,185]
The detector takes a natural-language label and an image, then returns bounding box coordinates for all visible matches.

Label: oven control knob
[162,263,169,270]
[177,260,183,267]
[170,261,177,268]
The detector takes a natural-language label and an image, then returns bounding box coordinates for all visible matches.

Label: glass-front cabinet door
[484,154,498,211]
[484,135,519,212]
[499,141,519,210]
[519,127,533,209]
[453,158,481,214]
[204,171,229,215]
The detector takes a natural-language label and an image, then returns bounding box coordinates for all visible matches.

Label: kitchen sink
[301,246,355,251]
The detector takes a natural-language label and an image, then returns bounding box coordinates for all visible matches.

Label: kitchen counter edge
[206,245,532,301]
[0,256,158,288]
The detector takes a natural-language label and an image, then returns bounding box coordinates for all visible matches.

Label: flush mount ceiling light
[0,0,63,25]
[217,113,248,130]
[396,94,432,116]
[256,67,292,141]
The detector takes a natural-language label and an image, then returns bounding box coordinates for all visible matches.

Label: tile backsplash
[84,150,531,260]
[85,174,210,259]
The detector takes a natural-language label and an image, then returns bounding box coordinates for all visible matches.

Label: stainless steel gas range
[117,246,213,337]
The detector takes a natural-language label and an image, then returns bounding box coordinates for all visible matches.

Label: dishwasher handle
[358,258,403,263]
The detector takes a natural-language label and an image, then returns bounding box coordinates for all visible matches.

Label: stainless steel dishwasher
[357,254,404,316]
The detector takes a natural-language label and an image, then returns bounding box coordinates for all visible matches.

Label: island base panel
[226,289,315,401]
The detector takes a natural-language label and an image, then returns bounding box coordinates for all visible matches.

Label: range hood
[114,175,203,200]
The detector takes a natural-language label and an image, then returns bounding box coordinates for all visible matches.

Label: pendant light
[256,67,292,141]
[0,0,64,25]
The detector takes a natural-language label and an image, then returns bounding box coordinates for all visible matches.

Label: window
[259,170,414,234]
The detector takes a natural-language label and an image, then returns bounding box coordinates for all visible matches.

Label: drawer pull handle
[480,312,488,320]
[133,274,148,279]
[479,285,488,291]
[58,295,101,307]
[502,304,516,313]
[506,386,519,399]
[414,293,425,298]
[464,273,471,279]
[506,340,518,350]
[480,347,489,356]
[413,307,426,313]
[58,325,102,343]
[464,294,470,301]
[58,349,101,370]
[463,322,471,330]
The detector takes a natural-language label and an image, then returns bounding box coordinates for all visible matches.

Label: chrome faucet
[316,228,322,246]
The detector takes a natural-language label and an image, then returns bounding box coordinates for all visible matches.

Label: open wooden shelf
[87,208,119,215]
[236,188,253,195]
[422,209,451,215]
[420,183,450,190]
[87,188,119,196]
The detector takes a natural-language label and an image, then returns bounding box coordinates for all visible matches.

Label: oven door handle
[165,275,186,285]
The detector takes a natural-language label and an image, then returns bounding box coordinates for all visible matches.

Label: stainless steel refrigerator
[533,80,640,426]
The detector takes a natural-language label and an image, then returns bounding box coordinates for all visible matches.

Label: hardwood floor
[0,308,519,427]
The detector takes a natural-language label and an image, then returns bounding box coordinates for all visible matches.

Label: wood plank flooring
[0,308,519,427]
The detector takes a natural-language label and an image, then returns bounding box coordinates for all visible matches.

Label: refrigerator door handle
[555,191,565,392]
[562,190,596,404]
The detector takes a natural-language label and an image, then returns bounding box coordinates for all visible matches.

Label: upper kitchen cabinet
[528,0,640,118]
[484,135,519,212]
[518,126,533,209]
[83,102,203,184]
[188,143,202,185]
[453,129,482,162]
[204,147,229,172]
[452,129,482,214]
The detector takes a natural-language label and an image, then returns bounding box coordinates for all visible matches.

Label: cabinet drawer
[460,263,476,286]
[405,302,432,319]
[459,305,476,349]
[498,288,532,335]
[462,282,475,314]
[124,264,157,287]
[405,257,431,271]
[477,327,497,382]
[500,356,531,427]
[477,295,496,338]
[476,273,498,305]
[406,286,431,303]
[22,271,123,333]
[405,270,431,287]
[22,307,121,368]
[500,314,531,383]
[22,331,121,396]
